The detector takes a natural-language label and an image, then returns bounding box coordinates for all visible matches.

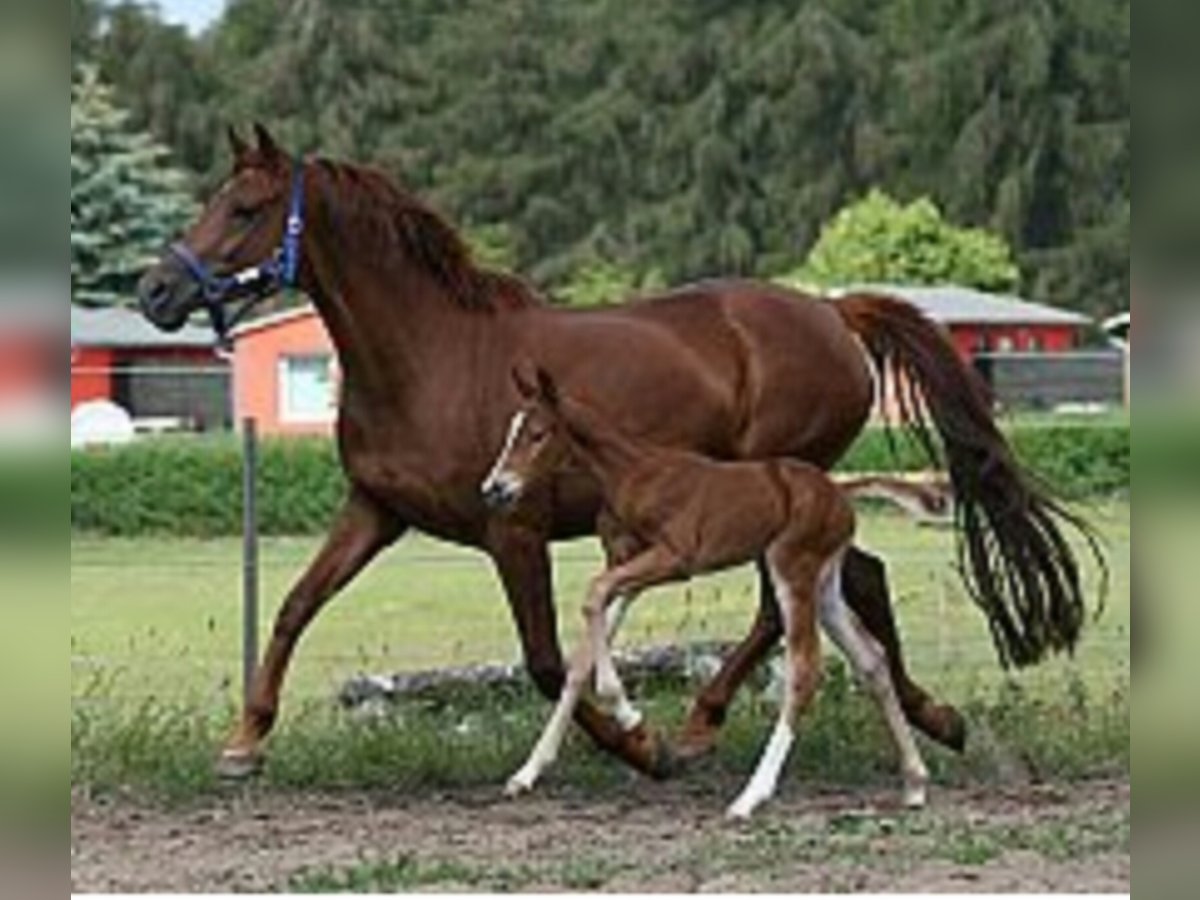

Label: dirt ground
[71,778,1129,894]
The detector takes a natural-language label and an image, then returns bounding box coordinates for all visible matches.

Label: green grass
[71,503,1128,803]
[72,502,1129,702]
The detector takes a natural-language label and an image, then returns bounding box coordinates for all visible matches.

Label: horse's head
[481,363,570,511]
[137,124,302,339]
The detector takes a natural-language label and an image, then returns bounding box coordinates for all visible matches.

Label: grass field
[72,500,1129,705]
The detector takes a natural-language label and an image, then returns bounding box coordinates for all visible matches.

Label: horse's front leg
[218,488,405,778]
[488,524,674,779]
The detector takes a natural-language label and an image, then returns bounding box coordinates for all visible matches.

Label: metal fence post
[242,417,260,705]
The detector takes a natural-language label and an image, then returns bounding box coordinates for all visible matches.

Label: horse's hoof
[919,704,968,754]
[939,707,969,754]
[216,749,263,781]
[673,730,718,764]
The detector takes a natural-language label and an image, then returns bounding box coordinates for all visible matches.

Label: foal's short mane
[313,158,543,313]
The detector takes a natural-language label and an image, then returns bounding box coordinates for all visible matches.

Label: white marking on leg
[728,718,795,820]
[594,595,644,731]
[506,644,588,796]
[481,410,528,496]
[818,557,929,808]
[728,562,799,820]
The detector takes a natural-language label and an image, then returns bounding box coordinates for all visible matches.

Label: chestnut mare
[485,365,930,819]
[137,126,1095,780]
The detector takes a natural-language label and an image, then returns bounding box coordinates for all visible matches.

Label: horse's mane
[313,158,544,313]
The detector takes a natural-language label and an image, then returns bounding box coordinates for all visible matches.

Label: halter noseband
[168,159,306,348]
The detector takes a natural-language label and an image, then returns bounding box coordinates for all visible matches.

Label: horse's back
[628,279,874,466]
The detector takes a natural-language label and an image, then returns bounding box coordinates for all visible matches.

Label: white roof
[71,304,215,349]
[839,284,1092,327]
[229,305,318,340]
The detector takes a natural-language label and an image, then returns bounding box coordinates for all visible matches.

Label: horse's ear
[511,362,538,399]
[227,126,250,166]
[253,122,283,164]
[535,366,559,408]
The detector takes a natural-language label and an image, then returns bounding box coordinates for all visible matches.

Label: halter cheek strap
[168,159,307,347]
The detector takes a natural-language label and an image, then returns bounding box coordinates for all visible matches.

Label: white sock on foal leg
[505,653,590,796]
[728,564,800,820]
[818,565,929,808]
[727,718,796,820]
[593,597,644,731]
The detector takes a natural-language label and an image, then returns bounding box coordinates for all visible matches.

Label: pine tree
[71,66,196,307]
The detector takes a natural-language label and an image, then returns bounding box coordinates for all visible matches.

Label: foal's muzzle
[481,477,520,511]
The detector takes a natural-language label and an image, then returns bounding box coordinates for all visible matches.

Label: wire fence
[70,521,1131,706]
[70,359,1130,709]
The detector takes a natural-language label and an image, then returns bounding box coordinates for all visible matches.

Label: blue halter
[168,159,306,346]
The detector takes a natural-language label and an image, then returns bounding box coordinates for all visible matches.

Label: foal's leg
[489,524,673,779]
[219,490,404,777]
[505,630,596,796]
[584,548,684,718]
[681,547,967,760]
[819,559,930,809]
[678,559,782,759]
[728,551,823,820]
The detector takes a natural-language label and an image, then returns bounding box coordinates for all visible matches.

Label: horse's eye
[231,203,260,224]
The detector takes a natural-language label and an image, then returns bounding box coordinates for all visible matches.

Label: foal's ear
[227,126,251,167]
[535,367,560,408]
[511,361,538,399]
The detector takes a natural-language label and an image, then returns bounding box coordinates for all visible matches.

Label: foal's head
[481,365,569,511]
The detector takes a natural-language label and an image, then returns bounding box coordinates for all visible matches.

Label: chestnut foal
[483,367,929,819]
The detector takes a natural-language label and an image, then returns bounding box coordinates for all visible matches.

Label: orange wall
[70,347,115,407]
[233,313,336,436]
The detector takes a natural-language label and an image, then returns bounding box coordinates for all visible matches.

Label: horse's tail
[834,292,1105,668]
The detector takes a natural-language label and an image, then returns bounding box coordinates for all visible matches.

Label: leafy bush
[71,435,346,537]
[786,189,1021,293]
[71,421,1128,537]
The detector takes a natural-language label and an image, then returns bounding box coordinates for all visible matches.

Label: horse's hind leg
[677,559,783,760]
[728,549,823,820]
[843,548,967,752]
[820,556,929,809]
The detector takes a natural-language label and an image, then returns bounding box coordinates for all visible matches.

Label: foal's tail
[835,293,1105,668]
[835,472,953,524]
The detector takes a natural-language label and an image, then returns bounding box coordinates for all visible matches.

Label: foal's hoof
[216,749,264,781]
[503,775,535,799]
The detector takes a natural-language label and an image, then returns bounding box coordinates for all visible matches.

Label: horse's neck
[301,218,478,400]
[562,400,645,496]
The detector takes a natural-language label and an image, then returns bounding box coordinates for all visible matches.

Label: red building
[843,285,1091,361]
[71,305,230,430]
[230,306,337,436]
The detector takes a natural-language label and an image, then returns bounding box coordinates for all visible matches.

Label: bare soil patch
[71,778,1128,894]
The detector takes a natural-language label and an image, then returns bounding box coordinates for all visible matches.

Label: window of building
[994,335,1016,353]
[278,354,335,423]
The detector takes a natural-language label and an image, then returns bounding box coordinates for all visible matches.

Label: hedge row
[71,422,1129,538]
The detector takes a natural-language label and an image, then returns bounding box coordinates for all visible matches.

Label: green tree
[788,189,1020,293]
[557,258,665,307]
[71,67,197,307]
